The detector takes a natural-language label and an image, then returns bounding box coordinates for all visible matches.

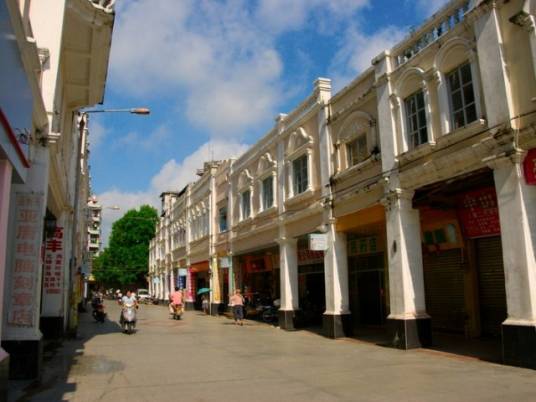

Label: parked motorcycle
[121,303,137,334]
[261,298,280,324]
[91,296,106,323]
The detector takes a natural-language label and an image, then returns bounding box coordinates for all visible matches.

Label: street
[8,302,536,402]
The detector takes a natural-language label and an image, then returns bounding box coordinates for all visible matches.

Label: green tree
[93,205,158,288]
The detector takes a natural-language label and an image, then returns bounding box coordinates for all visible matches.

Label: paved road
[9,302,536,402]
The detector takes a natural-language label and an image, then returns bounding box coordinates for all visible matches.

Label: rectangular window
[292,155,309,195]
[404,90,428,149]
[447,62,477,130]
[218,206,227,232]
[241,190,251,220]
[262,176,274,210]
[347,135,367,166]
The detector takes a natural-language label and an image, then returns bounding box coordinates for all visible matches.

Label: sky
[89,0,450,245]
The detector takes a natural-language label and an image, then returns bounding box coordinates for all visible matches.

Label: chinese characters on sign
[8,192,43,327]
[458,187,501,238]
[43,227,64,295]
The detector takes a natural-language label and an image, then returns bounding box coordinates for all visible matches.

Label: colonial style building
[149,0,536,370]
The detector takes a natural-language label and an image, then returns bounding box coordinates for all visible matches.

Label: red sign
[458,187,500,238]
[523,148,536,185]
[43,227,64,295]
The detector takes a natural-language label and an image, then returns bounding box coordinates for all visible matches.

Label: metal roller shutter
[423,249,465,333]
[476,236,506,338]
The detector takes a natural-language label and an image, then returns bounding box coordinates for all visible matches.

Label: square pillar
[493,155,536,369]
[278,238,300,330]
[383,190,431,349]
[210,255,222,316]
[323,226,352,338]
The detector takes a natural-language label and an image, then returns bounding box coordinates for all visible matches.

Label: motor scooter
[91,297,106,323]
[122,302,137,334]
[171,304,183,320]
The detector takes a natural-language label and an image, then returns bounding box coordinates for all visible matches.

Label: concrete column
[0,160,12,393]
[278,237,299,330]
[170,269,175,293]
[493,154,536,369]
[383,189,431,349]
[323,227,351,338]
[210,255,221,315]
[164,271,170,301]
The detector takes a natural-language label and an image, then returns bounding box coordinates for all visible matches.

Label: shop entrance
[415,170,506,362]
[299,265,325,327]
[349,253,386,328]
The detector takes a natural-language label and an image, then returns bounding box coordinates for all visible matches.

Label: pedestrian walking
[201,294,209,314]
[229,289,245,326]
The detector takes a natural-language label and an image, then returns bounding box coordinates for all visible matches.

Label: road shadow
[9,302,127,402]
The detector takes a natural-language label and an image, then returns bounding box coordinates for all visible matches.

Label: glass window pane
[418,110,427,129]
[463,84,475,106]
[416,92,425,109]
[448,71,460,90]
[465,104,477,124]
[460,63,472,84]
[451,90,463,111]
[454,111,465,129]
[419,127,428,144]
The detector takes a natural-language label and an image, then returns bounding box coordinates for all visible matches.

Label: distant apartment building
[87,196,102,256]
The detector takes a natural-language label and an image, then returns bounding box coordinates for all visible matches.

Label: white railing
[394,0,470,67]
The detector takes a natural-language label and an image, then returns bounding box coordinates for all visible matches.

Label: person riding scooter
[120,290,138,333]
[168,287,183,320]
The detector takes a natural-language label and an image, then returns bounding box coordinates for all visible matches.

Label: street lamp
[68,107,150,333]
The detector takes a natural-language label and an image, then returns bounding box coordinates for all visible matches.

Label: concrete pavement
[8,302,536,402]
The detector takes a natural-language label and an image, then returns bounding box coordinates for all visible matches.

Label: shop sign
[7,192,44,328]
[523,148,536,185]
[309,233,327,251]
[219,256,231,268]
[42,226,64,317]
[153,277,160,284]
[458,187,500,238]
[178,268,188,276]
[298,249,324,265]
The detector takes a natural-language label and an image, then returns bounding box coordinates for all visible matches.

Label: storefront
[188,261,209,310]
[415,170,507,343]
[297,238,324,327]
[347,233,386,328]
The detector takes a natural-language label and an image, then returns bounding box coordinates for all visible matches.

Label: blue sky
[90,0,449,244]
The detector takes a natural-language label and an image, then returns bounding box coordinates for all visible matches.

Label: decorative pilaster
[490,152,536,369]
[277,237,300,330]
[382,189,431,349]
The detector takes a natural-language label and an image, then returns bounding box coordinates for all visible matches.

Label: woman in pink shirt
[229,289,245,326]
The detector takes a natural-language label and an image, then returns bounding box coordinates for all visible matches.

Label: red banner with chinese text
[457,187,501,238]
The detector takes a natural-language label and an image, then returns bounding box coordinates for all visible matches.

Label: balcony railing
[394,0,470,67]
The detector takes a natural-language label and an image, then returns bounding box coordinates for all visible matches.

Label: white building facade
[149,0,536,369]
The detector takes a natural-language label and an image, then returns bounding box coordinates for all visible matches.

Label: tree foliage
[93,205,158,288]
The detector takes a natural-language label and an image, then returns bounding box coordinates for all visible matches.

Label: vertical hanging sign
[42,227,64,316]
[7,192,44,328]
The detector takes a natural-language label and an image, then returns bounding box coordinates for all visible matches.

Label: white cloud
[110,0,283,137]
[415,0,451,17]
[97,140,249,246]
[329,25,407,90]
[114,124,171,151]
[88,119,106,148]
[256,0,370,34]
